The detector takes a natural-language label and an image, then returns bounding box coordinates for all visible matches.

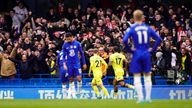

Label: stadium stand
[0,0,192,86]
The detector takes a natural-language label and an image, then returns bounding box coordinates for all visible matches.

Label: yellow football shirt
[89,55,108,78]
[109,52,125,76]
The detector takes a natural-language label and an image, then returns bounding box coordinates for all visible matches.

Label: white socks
[77,81,82,94]
[134,74,152,102]
[62,84,66,91]
[62,84,67,98]
[68,82,76,99]
[144,75,152,101]
[67,81,82,99]
[134,75,144,101]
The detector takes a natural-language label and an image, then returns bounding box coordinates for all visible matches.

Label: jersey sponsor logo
[69,49,75,57]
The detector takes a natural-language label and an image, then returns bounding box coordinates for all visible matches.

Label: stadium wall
[0,86,192,100]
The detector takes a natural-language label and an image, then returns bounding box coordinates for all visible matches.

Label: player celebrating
[88,49,109,99]
[108,46,135,99]
[62,32,87,99]
[58,50,68,98]
[123,10,162,103]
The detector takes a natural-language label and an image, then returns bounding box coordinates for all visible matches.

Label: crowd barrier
[0,85,192,100]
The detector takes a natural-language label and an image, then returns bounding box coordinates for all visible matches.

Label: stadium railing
[0,73,191,87]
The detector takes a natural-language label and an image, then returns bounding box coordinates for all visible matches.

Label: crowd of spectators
[0,0,191,84]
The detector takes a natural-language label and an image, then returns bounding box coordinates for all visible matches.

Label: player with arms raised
[62,32,87,99]
[109,46,135,99]
[123,10,162,103]
[88,49,109,99]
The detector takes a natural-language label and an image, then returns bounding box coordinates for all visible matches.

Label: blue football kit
[123,23,162,73]
[62,40,86,77]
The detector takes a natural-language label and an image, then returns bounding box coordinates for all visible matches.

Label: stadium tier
[0,1,192,108]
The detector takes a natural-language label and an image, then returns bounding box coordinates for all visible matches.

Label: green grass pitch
[0,99,191,108]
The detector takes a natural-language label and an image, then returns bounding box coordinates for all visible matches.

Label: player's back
[129,23,153,51]
[110,53,125,73]
[90,55,105,78]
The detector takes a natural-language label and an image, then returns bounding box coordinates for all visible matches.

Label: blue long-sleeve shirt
[123,23,162,53]
[62,40,86,65]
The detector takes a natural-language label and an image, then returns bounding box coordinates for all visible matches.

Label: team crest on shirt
[74,46,76,48]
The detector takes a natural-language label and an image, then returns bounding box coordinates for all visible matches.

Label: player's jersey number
[60,55,63,60]
[115,58,122,65]
[95,60,102,67]
[137,31,148,44]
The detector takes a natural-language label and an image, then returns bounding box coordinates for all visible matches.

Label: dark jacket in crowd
[8,56,34,79]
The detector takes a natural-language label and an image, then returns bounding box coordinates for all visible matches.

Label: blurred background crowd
[0,0,191,85]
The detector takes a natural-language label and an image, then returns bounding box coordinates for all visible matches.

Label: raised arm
[10,42,19,58]
[8,57,19,63]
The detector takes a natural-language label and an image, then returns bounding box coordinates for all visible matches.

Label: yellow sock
[101,86,109,96]
[128,84,135,89]
[114,92,117,97]
[92,85,99,96]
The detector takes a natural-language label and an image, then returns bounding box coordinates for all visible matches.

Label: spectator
[8,54,34,79]
[45,51,57,75]
[13,1,28,24]
[0,43,18,79]
[46,8,59,22]
[0,15,9,31]
[10,10,21,32]
[152,51,165,76]
[177,48,191,83]
[0,0,191,84]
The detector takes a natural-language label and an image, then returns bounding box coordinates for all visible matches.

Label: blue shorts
[129,50,151,74]
[60,66,68,83]
[66,63,82,78]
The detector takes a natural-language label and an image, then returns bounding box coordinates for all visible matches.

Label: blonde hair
[133,9,144,21]
[92,48,98,54]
